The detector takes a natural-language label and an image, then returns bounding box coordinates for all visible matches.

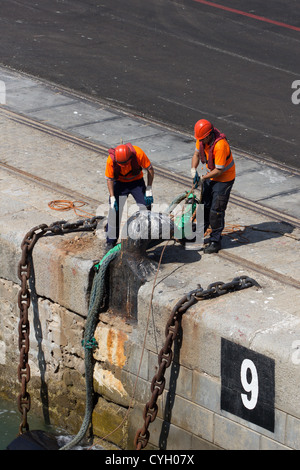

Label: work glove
[191,168,200,189]
[110,196,118,211]
[144,186,153,207]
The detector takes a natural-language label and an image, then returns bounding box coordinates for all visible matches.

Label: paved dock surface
[0,65,300,450]
[0,63,300,301]
[1,65,300,221]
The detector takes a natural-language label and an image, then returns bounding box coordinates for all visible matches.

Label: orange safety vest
[199,128,230,170]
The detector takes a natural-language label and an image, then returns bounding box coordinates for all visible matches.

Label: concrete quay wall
[125,262,300,451]
[1,218,300,450]
[0,72,300,449]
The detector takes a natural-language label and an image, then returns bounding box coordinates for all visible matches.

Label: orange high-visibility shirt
[196,138,235,182]
[105,145,152,183]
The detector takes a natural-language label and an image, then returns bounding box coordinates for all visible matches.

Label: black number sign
[221,338,275,432]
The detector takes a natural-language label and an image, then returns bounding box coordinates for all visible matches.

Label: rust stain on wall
[94,325,128,368]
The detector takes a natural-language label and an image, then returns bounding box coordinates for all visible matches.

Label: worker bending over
[105,143,154,251]
[191,119,235,254]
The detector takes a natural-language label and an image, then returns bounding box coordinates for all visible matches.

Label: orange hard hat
[194,119,213,140]
[115,144,132,164]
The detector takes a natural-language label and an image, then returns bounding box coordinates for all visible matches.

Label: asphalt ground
[0,0,299,168]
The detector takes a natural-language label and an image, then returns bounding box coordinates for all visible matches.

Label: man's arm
[202,167,224,180]
[146,165,154,186]
[191,150,200,170]
[106,179,114,197]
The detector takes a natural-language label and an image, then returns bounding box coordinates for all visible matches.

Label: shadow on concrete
[221,221,296,250]
[28,253,51,427]
[146,221,297,260]
[147,242,202,265]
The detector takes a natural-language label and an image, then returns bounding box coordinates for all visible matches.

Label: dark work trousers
[106,178,148,244]
[202,178,235,243]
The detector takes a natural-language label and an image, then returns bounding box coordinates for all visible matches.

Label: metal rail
[1,106,300,229]
[1,106,300,291]
[154,164,300,230]
[2,104,299,447]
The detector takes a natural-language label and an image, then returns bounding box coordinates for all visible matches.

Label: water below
[0,396,58,450]
[0,397,105,450]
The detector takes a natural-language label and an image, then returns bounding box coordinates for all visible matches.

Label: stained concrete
[0,66,300,450]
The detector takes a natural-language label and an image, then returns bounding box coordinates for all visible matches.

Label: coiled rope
[59,244,121,450]
[48,200,96,218]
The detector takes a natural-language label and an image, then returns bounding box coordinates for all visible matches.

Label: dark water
[0,396,58,450]
[0,397,105,450]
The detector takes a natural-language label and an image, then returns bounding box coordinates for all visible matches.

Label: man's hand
[144,186,153,206]
[110,196,118,211]
[191,167,200,188]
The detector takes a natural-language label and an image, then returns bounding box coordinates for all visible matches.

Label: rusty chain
[15,215,260,442]
[134,275,261,450]
[16,216,102,434]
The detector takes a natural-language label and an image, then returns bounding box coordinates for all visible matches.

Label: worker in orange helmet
[191,119,235,253]
[105,142,154,251]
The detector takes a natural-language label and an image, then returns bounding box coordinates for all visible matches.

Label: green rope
[59,190,201,450]
[81,337,98,350]
[59,244,121,450]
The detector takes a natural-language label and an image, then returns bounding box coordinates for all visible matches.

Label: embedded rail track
[1,106,300,290]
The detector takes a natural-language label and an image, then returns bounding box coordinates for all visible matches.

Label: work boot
[203,241,221,254]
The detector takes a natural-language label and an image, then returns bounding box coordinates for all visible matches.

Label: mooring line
[88,240,170,450]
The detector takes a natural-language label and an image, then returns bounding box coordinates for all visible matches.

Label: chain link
[15,217,260,441]
[16,216,102,434]
[134,275,261,449]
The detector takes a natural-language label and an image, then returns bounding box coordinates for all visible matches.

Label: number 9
[240,359,259,410]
